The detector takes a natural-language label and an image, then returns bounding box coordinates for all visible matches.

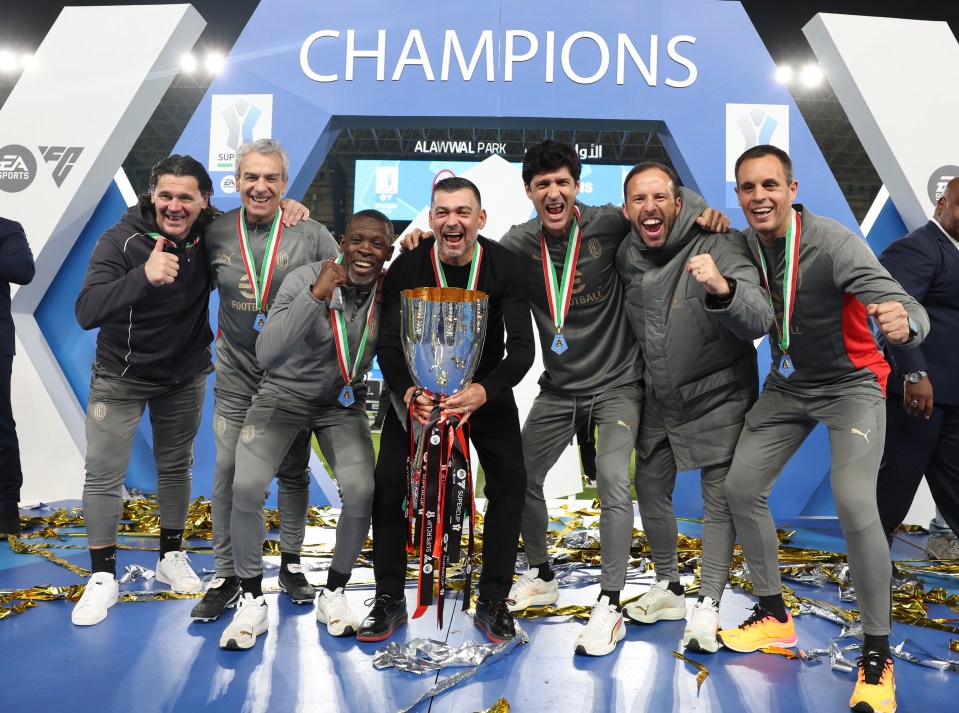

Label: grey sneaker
[924,532,959,560]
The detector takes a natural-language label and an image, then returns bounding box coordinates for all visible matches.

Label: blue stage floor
[2,503,957,712]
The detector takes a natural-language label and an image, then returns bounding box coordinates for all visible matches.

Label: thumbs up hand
[145,236,180,286]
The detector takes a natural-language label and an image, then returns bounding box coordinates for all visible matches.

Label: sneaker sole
[316,611,359,637]
[507,592,559,612]
[624,607,686,624]
[320,622,357,637]
[356,616,408,643]
[190,592,241,622]
[220,621,269,650]
[683,637,720,653]
[72,605,115,626]
[574,624,626,657]
[281,588,316,605]
[718,635,798,653]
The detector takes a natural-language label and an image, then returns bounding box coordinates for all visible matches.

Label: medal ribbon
[757,209,801,353]
[541,206,582,334]
[236,207,283,312]
[148,232,199,251]
[330,254,376,388]
[430,241,483,289]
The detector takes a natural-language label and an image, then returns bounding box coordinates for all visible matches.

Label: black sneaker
[190,576,241,622]
[356,594,408,642]
[474,598,516,643]
[278,563,316,604]
[0,509,20,535]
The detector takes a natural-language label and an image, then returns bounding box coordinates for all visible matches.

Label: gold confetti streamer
[7,536,91,577]
[474,698,509,713]
[671,651,709,692]
[760,646,799,659]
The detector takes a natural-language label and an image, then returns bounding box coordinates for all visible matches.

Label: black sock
[758,594,789,623]
[159,528,184,558]
[325,568,350,592]
[90,546,117,576]
[666,581,685,596]
[531,562,554,582]
[863,634,891,657]
[240,575,263,599]
[281,552,301,569]
[600,589,621,609]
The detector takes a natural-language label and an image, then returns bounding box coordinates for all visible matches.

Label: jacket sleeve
[877,231,937,373]
[75,232,152,330]
[474,254,534,399]
[0,219,35,286]
[831,227,929,350]
[376,257,416,396]
[255,266,324,370]
[704,231,773,340]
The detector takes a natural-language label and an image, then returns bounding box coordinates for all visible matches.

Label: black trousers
[0,355,22,513]
[878,395,959,537]
[371,390,527,600]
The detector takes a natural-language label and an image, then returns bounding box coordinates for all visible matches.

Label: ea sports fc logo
[0,144,37,193]
[928,165,959,205]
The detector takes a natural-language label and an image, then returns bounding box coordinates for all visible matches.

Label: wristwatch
[903,370,928,384]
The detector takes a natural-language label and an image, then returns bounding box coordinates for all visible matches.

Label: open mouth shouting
[441,228,466,253]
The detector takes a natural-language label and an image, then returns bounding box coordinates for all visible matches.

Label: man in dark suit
[877,176,959,558]
[0,217,36,535]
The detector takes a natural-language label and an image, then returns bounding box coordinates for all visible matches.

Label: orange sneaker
[718,604,797,652]
[849,648,896,712]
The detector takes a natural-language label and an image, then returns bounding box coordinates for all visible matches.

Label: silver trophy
[400,287,489,397]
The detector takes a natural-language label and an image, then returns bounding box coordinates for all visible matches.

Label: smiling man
[719,145,928,713]
[192,139,339,623]
[73,155,217,626]
[358,177,533,644]
[219,209,395,650]
[501,141,729,657]
[615,162,771,654]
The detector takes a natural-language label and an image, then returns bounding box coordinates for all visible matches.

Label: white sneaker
[155,551,202,593]
[574,595,625,656]
[316,586,360,637]
[72,572,119,626]
[683,597,720,653]
[507,568,559,612]
[624,580,686,624]
[220,593,269,650]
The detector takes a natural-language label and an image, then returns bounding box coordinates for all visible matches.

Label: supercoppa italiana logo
[0,144,37,192]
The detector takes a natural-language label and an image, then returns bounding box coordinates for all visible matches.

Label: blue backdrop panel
[44,1,894,517]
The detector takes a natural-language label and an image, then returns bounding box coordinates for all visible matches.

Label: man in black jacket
[72,155,216,626]
[357,177,534,643]
[0,217,35,536]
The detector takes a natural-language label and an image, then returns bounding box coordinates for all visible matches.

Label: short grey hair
[234,138,290,181]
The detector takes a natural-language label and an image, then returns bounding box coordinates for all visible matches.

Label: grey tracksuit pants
[521,386,641,592]
[724,385,891,635]
[82,363,210,546]
[635,436,735,602]
[211,389,312,578]
[230,390,374,579]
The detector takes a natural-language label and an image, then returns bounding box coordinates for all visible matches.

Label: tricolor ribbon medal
[430,240,483,290]
[330,254,376,407]
[541,206,582,355]
[757,209,801,378]
[236,207,283,332]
